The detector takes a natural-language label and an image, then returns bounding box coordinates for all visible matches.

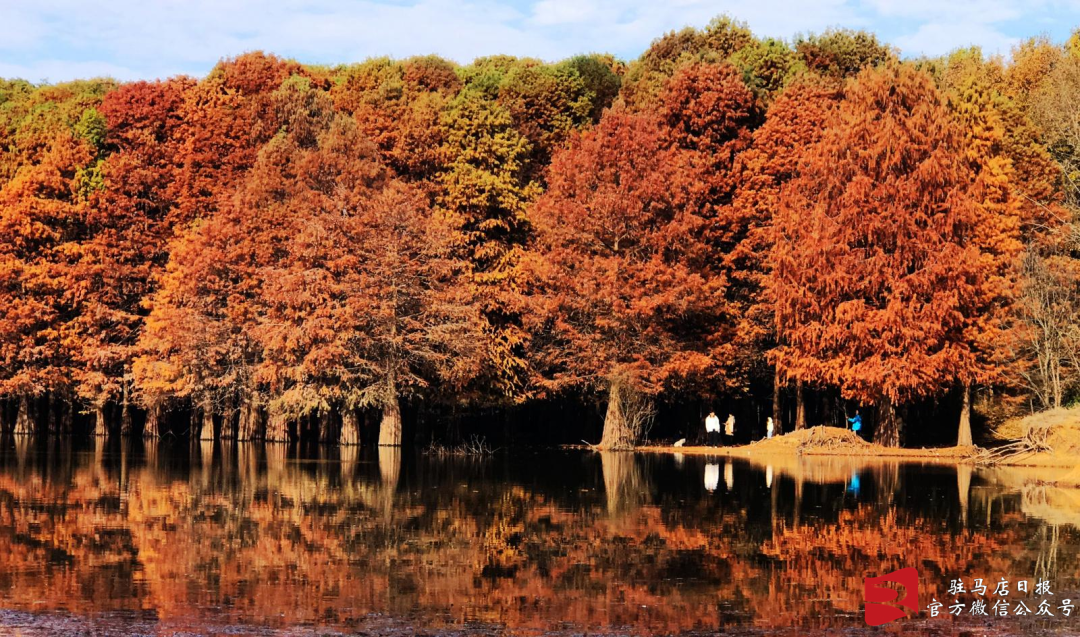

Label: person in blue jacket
[847,410,863,434]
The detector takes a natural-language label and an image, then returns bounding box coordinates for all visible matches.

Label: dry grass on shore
[638,425,979,462]
[990,407,1080,477]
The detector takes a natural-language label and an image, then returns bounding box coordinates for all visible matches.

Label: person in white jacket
[705,412,721,446]
[766,416,775,439]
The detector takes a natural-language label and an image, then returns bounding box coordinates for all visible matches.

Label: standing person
[705,412,721,446]
[847,410,863,438]
[766,416,775,440]
[724,414,735,446]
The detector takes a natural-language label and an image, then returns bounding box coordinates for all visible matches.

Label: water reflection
[0,436,1078,635]
[704,462,719,492]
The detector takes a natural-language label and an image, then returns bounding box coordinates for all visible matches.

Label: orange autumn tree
[138,78,483,445]
[134,56,316,439]
[74,78,191,437]
[0,81,111,434]
[249,110,484,446]
[946,75,1029,445]
[659,62,760,390]
[331,56,459,191]
[732,77,844,431]
[768,64,1009,447]
[172,52,301,226]
[0,129,90,433]
[134,72,319,441]
[525,109,727,449]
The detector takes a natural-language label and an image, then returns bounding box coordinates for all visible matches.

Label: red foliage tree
[0,131,91,433]
[732,77,844,431]
[74,78,192,436]
[138,80,482,445]
[250,119,483,446]
[659,63,762,384]
[768,64,1009,446]
[525,109,728,448]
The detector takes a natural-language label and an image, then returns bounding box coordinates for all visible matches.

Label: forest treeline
[2,17,1080,448]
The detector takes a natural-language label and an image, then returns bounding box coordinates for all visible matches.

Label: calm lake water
[1,437,1079,636]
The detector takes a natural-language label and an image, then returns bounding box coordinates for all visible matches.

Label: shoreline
[635,442,979,463]
[626,425,1080,469]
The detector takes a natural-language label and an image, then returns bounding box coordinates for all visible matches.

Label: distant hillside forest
[2,17,1080,448]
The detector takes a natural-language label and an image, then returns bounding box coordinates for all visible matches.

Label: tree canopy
[2,21,1079,450]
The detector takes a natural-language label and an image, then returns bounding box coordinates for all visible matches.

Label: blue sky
[2,0,1078,82]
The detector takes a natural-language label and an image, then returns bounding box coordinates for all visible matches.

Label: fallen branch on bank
[977,418,1054,465]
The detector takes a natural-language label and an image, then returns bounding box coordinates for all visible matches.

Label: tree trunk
[319,410,336,444]
[0,398,10,435]
[1052,359,1063,410]
[120,385,132,436]
[266,403,289,442]
[60,399,73,435]
[14,395,33,435]
[378,395,402,447]
[252,404,265,440]
[874,395,902,448]
[93,401,108,437]
[794,380,807,431]
[200,396,215,441]
[772,370,782,435]
[144,402,162,439]
[47,393,59,435]
[599,379,633,450]
[237,394,259,441]
[222,394,236,440]
[957,384,973,447]
[340,409,361,446]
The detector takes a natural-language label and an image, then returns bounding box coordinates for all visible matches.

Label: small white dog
[673,438,686,447]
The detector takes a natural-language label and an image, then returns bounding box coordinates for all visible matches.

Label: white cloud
[893,21,1019,56]
[0,0,1078,82]
[866,0,1021,22]
[0,60,148,83]
[531,0,603,26]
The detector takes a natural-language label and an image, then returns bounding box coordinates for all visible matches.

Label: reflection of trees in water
[379,446,400,490]
[600,451,648,515]
[14,435,30,473]
[758,506,1039,628]
[1,447,1079,634]
[875,462,900,506]
[376,446,400,515]
[957,464,971,524]
[983,472,1080,587]
[340,445,358,480]
[1019,484,1077,584]
[1035,524,1060,584]
[196,440,213,488]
